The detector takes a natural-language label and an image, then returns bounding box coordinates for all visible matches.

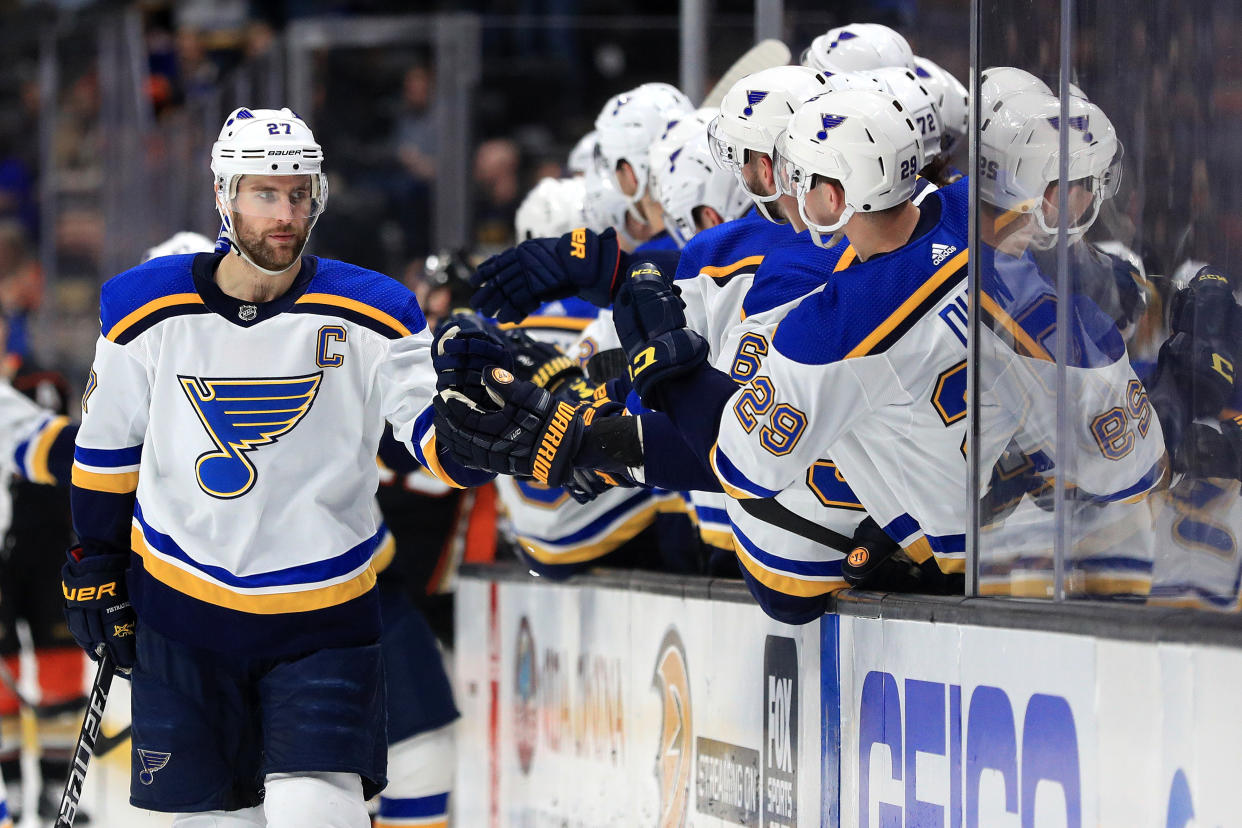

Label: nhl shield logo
[136,749,171,785]
[238,304,258,321]
[817,114,848,141]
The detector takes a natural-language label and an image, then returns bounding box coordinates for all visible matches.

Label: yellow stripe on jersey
[372,530,397,575]
[979,290,1054,361]
[733,539,847,597]
[28,416,70,485]
[518,502,662,565]
[421,434,466,489]
[71,463,139,494]
[698,527,736,550]
[295,293,412,338]
[105,293,206,342]
[498,315,592,333]
[700,254,764,281]
[834,245,857,272]
[132,525,377,614]
[844,248,969,359]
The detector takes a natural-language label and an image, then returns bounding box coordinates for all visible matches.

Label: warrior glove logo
[180,373,322,499]
[136,749,171,785]
[652,628,692,828]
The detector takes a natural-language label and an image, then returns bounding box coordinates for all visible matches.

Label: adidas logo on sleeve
[932,243,958,266]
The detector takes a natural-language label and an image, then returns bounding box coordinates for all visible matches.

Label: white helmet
[143,230,217,262]
[707,65,823,222]
[979,67,1052,111]
[210,106,327,275]
[567,131,597,176]
[648,108,751,247]
[871,67,943,167]
[582,165,637,247]
[913,57,968,152]
[593,83,694,218]
[774,89,922,248]
[514,177,588,241]
[978,91,1121,247]
[800,23,915,75]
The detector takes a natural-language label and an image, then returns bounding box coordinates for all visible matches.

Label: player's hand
[1165,265,1240,418]
[612,262,708,408]
[500,328,585,397]
[470,227,622,322]
[61,548,137,669]
[1173,418,1242,480]
[432,366,589,487]
[432,312,514,408]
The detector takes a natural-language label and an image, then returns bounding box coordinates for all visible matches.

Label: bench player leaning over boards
[60,107,492,828]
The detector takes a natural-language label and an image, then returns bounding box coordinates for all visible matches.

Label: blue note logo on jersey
[817,114,848,140]
[743,90,768,116]
[1047,114,1093,142]
[136,749,171,785]
[180,372,323,499]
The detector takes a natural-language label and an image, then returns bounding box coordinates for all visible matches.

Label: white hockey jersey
[71,252,475,656]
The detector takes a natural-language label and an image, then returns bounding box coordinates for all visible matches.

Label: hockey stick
[54,650,115,828]
[700,38,792,108]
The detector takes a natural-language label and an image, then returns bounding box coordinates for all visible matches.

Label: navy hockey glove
[612,262,708,408]
[471,227,622,322]
[432,312,514,409]
[61,548,137,669]
[500,327,587,399]
[1161,266,1242,419]
[433,366,589,487]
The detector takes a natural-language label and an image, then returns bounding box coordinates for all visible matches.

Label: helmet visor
[771,131,809,199]
[226,174,327,220]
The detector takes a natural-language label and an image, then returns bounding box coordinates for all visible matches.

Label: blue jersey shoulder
[774,180,970,365]
[307,258,427,336]
[100,254,199,338]
[634,232,680,255]
[532,297,599,322]
[743,232,844,318]
[674,209,788,284]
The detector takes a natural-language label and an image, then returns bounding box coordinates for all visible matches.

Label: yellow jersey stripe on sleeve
[700,254,765,281]
[498,316,592,333]
[28,416,70,485]
[844,248,968,359]
[421,433,466,489]
[734,541,847,597]
[105,293,206,342]
[71,464,139,494]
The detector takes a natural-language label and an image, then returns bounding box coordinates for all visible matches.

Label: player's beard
[233,214,310,273]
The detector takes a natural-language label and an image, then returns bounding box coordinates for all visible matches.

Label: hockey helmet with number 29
[773,88,922,249]
[211,106,328,275]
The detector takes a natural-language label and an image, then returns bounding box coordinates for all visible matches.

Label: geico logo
[857,670,1080,825]
[63,582,118,602]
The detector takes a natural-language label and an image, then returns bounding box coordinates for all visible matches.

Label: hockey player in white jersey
[61,107,491,827]
[973,90,1165,596]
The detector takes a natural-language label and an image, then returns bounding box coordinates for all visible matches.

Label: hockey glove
[471,228,622,322]
[1173,418,1242,480]
[432,312,514,408]
[612,262,708,408]
[61,548,137,669]
[433,366,589,487]
[501,328,587,399]
[841,518,962,595]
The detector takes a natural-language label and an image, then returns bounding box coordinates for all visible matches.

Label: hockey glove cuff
[432,313,514,408]
[61,548,136,669]
[470,228,622,322]
[501,328,586,399]
[613,262,708,408]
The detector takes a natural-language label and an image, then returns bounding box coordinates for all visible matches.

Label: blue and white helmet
[143,231,216,262]
[210,107,327,275]
[978,91,1121,247]
[801,23,915,76]
[774,89,922,248]
[648,108,751,247]
[871,67,944,165]
[593,83,694,219]
[913,57,968,152]
[567,131,597,177]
